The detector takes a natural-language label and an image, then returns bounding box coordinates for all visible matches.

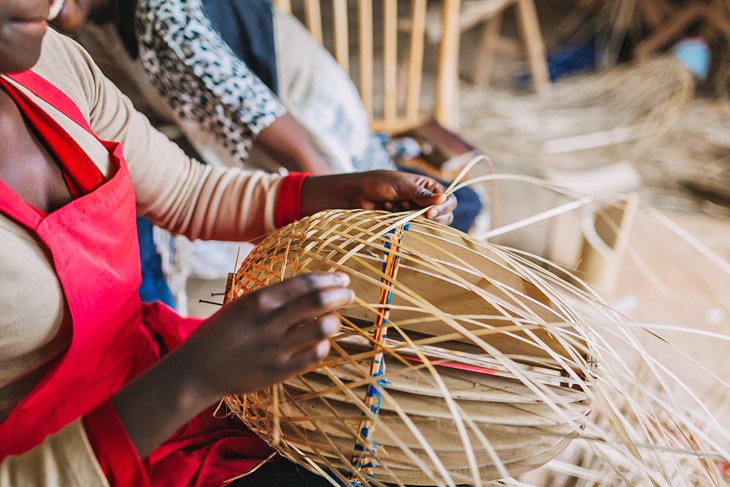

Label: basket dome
[224,210,594,486]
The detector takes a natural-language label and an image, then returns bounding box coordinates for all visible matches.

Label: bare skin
[256,113,333,174]
[114,273,354,457]
[0,0,456,461]
[301,171,457,226]
[0,90,72,212]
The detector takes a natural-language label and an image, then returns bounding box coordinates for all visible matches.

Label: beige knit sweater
[0,30,286,485]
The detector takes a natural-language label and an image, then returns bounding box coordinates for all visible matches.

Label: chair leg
[705,5,730,42]
[577,194,639,296]
[473,12,503,86]
[637,0,675,30]
[515,0,550,93]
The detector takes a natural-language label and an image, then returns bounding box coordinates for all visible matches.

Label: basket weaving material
[224,209,596,486]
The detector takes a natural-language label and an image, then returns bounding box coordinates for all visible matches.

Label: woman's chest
[0,90,72,213]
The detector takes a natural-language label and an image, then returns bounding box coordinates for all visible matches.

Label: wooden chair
[634,0,730,59]
[417,0,550,92]
[273,0,463,133]
[576,194,639,296]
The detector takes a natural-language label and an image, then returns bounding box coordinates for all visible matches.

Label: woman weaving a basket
[0,0,456,484]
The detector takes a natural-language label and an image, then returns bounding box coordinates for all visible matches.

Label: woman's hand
[300,170,457,226]
[113,272,354,458]
[181,273,353,398]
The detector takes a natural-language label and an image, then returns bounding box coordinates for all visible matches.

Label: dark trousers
[231,460,332,486]
[136,216,175,307]
[232,458,473,486]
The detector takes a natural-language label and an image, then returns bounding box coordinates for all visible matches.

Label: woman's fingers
[283,314,342,356]
[248,272,350,312]
[399,174,457,223]
[285,340,332,375]
[433,211,455,226]
[267,285,354,332]
[260,316,340,385]
[400,174,447,207]
[426,193,457,221]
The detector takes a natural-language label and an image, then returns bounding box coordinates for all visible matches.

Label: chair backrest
[273,0,462,133]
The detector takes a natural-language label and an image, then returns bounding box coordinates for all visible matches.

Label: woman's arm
[34,32,457,242]
[255,114,331,174]
[135,0,330,174]
[0,272,352,485]
[113,273,353,458]
[32,31,288,241]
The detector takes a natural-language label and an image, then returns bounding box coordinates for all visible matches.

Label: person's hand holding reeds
[112,272,354,458]
[301,171,457,226]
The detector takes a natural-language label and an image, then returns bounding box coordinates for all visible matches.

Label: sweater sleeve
[32,30,291,242]
[0,421,109,487]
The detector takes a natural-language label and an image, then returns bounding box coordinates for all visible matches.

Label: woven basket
[224,209,594,485]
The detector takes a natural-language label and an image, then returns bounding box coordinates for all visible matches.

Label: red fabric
[147,407,274,487]
[7,71,95,132]
[83,399,150,487]
[0,73,155,461]
[0,71,273,485]
[275,172,309,228]
[0,78,106,198]
[140,301,204,351]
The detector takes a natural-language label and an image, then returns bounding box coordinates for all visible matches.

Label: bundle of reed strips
[222,208,728,486]
[461,55,694,170]
[640,98,730,211]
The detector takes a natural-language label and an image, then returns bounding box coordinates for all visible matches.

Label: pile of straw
[460,55,730,214]
[461,55,695,171]
[640,98,730,212]
[223,206,728,486]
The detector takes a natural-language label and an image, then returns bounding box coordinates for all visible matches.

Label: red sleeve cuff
[275,172,310,228]
[83,399,150,487]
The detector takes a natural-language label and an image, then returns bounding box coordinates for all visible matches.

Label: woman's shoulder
[30,29,98,120]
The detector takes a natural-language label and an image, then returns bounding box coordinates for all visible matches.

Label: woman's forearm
[255,114,332,175]
[112,349,217,458]
[112,273,352,459]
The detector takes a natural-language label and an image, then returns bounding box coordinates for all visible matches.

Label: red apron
[0,72,272,485]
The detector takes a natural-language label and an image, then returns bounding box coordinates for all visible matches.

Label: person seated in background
[66,0,484,309]
[79,0,388,175]
[0,0,456,484]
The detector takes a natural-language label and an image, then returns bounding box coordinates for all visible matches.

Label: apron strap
[6,71,95,136]
[0,78,105,197]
